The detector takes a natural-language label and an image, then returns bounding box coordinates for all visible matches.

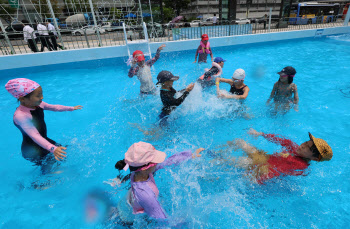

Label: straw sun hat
[309,133,333,161]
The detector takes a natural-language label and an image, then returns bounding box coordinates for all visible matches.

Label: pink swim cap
[5,78,40,99]
[125,142,166,167]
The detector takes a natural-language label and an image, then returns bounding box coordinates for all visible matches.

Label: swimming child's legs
[40,153,59,175]
[198,53,208,63]
[273,100,293,114]
[158,112,169,128]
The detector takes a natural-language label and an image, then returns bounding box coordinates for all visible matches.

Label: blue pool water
[1,35,350,228]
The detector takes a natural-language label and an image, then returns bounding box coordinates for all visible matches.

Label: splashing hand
[54,146,67,161]
[186,83,195,92]
[248,128,262,137]
[193,148,205,158]
[158,44,166,50]
[74,105,83,110]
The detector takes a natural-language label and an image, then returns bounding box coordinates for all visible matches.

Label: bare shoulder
[291,83,298,90]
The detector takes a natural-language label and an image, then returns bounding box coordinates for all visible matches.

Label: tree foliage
[0,0,17,23]
[109,7,122,20]
[148,6,174,23]
[163,0,190,16]
[32,0,61,20]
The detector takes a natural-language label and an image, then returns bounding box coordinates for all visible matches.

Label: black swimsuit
[160,87,189,116]
[229,84,247,95]
[14,106,57,165]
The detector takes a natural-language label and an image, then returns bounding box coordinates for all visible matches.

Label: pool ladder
[123,22,152,60]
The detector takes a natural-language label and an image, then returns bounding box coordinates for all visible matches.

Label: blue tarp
[124,13,137,18]
[142,13,151,17]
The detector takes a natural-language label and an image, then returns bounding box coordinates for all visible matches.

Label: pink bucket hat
[123,142,166,171]
[5,78,40,99]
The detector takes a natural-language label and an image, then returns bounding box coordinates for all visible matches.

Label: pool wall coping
[0,26,349,72]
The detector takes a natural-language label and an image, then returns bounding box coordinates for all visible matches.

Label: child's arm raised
[266,82,277,105]
[146,44,166,67]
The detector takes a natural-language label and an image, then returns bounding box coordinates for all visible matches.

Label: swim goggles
[232,78,243,82]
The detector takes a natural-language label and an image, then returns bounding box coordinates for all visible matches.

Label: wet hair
[115,159,126,170]
[278,76,294,84]
[114,159,151,183]
[115,159,148,172]
[310,144,321,160]
[115,159,131,183]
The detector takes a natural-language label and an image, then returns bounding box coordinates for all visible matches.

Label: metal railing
[0,27,126,55]
[0,15,349,56]
[251,16,346,34]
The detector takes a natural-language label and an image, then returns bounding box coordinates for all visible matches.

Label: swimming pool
[1,34,349,228]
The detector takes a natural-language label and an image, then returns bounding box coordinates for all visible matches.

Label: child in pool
[193,34,214,63]
[216,68,250,100]
[112,142,204,221]
[128,71,194,138]
[220,128,332,184]
[128,44,166,95]
[266,66,299,112]
[5,78,82,174]
[197,57,225,88]
[157,70,194,127]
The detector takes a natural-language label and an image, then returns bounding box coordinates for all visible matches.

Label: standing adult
[263,14,268,29]
[22,20,38,53]
[35,20,54,52]
[213,14,218,26]
[46,21,64,51]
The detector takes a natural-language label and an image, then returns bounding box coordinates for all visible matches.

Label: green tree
[164,0,190,16]
[110,7,122,20]
[0,0,17,23]
[64,0,97,15]
[32,0,61,20]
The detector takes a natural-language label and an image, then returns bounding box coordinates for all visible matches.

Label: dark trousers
[39,35,54,52]
[27,39,38,52]
[49,32,64,50]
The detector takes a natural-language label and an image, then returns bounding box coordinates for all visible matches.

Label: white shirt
[213,16,217,23]
[37,23,49,36]
[47,23,57,36]
[23,25,36,42]
[137,65,155,93]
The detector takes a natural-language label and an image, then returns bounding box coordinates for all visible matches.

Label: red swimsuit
[256,133,309,184]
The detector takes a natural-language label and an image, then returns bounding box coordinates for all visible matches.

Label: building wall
[182,0,282,19]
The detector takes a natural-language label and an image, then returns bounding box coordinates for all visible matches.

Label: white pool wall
[0,26,349,71]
